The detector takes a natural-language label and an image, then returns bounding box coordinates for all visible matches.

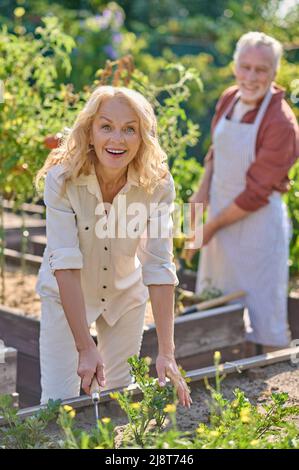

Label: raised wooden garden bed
[0,302,246,408]
[141,303,245,374]
[0,306,40,407]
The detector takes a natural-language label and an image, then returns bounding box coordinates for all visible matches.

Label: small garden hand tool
[90,376,101,424]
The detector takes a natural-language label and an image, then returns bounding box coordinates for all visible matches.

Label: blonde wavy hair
[35,86,168,195]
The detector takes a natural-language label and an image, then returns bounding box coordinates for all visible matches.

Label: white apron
[196,87,291,346]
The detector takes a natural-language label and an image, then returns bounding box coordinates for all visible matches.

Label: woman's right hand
[77,344,106,395]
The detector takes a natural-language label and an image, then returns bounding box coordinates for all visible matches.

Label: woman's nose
[110,129,124,142]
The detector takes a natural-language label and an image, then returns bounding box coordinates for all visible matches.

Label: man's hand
[182,220,219,262]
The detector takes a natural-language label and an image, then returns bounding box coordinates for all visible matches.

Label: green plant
[1,354,298,449]
[284,161,299,275]
[109,355,178,447]
[190,352,299,449]
[0,395,61,449]
[0,16,83,300]
[57,405,115,449]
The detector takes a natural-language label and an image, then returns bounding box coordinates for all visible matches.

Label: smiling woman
[34,86,192,409]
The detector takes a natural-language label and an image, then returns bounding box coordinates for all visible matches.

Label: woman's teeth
[106,148,126,155]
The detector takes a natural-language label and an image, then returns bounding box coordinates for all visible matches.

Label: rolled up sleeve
[137,175,179,286]
[44,168,83,275]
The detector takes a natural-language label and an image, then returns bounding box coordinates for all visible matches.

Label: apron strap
[251,85,273,157]
[252,85,273,131]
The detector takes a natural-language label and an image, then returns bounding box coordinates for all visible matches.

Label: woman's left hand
[156,354,192,408]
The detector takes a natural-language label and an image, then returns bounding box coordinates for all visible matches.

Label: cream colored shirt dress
[36,162,178,404]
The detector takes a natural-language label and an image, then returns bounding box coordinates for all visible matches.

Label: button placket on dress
[99,183,131,312]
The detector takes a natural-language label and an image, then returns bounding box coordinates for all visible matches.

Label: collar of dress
[72,161,140,201]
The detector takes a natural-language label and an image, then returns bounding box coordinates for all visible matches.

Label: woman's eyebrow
[99,115,138,124]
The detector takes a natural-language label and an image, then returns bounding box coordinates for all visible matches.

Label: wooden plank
[3,200,45,215]
[0,347,17,395]
[16,354,41,407]
[0,306,40,357]
[141,303,245,361]
[288,296,299,340]
[186,346,299,381]
[169,343,245,372]
[0,307,41,406]
[4,248,42,269]
[29,235,46,257]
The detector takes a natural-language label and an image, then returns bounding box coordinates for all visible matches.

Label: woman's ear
[88,125,94,146]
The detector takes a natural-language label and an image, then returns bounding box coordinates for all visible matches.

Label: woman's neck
[94,161,128,189]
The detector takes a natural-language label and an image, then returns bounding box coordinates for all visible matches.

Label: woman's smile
[105,147,127,157]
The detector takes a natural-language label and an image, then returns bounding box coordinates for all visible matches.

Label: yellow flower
[210,430,219,438]
[101,417,111,424]
[144,356,152,365]
[63,405,73,412]
[163,404,176,413]
[131,402,141,410]
[94,445,104,449]
[250,440,259,446]
[214,351,221,362]
[240,408,251,423]
[196,424,205,435]
[14,7,25,17]
[63,405,76,418]
[109,392,119,400]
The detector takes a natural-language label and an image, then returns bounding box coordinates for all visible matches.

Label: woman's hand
[77,344,106,395]
[156,354,192,408]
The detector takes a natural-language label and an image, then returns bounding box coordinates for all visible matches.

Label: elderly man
[185,32,299,354]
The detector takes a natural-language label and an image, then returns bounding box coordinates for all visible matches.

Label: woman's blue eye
[125,127,135,134]
[102,125,111,131]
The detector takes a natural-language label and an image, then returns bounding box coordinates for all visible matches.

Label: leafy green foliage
[284,161,299,275]
[57,405,115,449]
[109,355,177,447]
[0,356,298,449]
[0,17,83,207]
[0,395,61,449]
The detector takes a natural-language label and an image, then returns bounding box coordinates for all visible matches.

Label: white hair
[233,32,283,71]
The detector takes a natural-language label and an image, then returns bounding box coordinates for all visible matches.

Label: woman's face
[234,45,276,105]
[90,96,141,170]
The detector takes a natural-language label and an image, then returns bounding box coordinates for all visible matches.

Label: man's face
[234,45,276,104]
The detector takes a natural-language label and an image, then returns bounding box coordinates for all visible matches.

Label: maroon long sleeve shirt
[205,84,299,211]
